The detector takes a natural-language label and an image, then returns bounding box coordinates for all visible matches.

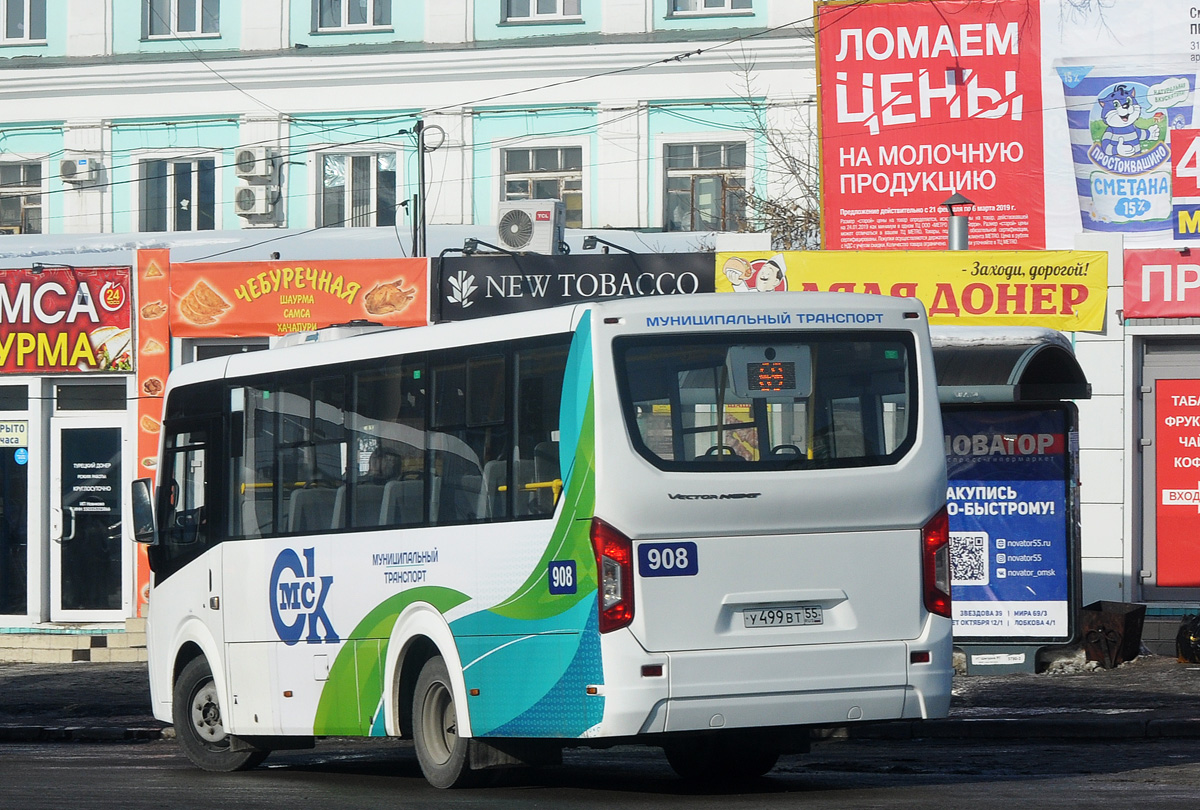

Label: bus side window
[353,361,427,529]
[426,354,503,525]
[515,342,568,516]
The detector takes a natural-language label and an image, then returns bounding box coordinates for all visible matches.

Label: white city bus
[134,292,952,787]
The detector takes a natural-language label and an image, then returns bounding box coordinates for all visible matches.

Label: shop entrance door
[1140,341,1200,601]
[49,416,127,621]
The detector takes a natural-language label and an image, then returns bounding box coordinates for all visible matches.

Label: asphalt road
[3,735,1200,809]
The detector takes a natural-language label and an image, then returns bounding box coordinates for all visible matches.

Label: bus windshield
[615,331,917,471]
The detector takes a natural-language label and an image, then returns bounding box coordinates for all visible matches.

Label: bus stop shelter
[931,327,1091,674]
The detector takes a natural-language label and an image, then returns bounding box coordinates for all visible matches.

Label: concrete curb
[0,724,168,742]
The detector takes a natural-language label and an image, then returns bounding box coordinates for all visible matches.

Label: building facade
[0,0,814,242]
[0,1,814,627]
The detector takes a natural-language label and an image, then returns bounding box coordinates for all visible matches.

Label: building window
[315,0,391,30]
[319,153,396,228]
[145,0,219,38]
[0,163,41,235]
[2,0,45,43]
[669,0,752,14]
[503,0,581,21]
[664,142,746,232]
[502,147,582,228]
[139,158,216,232]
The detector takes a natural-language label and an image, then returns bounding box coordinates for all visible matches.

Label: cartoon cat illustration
[1098,84,1161,157]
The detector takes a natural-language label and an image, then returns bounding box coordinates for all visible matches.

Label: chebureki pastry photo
[140,300,167,319]
[364,277,418,315]
[178,280,231,325]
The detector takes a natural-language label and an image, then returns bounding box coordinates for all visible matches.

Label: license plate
[742,605,823,628]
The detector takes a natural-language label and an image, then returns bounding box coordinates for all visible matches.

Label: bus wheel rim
[191,682,227,743]
[420,681,455,765]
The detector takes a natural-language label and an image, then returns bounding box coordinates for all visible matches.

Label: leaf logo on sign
[447,270,478,308]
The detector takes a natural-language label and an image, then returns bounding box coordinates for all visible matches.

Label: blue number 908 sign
[638,542,699,577]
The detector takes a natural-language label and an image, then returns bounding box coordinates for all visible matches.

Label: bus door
[149,416,228,713]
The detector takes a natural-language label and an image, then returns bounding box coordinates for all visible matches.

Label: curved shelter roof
[930,327,1091,404]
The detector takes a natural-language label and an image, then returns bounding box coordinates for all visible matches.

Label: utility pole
[415,119,427,257]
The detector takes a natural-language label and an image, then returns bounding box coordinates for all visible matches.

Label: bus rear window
[614,332,918,471]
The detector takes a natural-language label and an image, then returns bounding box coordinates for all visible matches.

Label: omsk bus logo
[270,547,339,645]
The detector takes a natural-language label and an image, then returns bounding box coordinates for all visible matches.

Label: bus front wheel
[412,655,481,788]
[172,656,268,772]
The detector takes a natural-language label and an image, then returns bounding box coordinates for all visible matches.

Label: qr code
[950,532,989,586]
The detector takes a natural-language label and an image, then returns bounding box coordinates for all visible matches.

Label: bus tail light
[591,518,634,633]
[922,506,952,619]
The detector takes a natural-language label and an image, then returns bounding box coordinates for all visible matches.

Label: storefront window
[0,423,28,614]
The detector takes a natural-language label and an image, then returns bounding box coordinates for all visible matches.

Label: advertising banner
[0,267,133,374]
[134,249,171,617]
[944,408,1073,641]
[817,0,1200,250]
[1154,379,1200,587]
[169,258,429,337]
[816,0,1046,250]
[1123,247,1200,318]
[1058,60,1193,237]
[714,250,1107,330]
[434,253,715,322]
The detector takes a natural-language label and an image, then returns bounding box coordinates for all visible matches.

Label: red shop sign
[1156,379,1200,587]
[0,267,134,373]
[1124,248,1200,319]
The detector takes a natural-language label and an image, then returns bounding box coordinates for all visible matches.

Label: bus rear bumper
[596,618,953,738]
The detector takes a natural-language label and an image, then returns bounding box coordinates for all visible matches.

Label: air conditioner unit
[60,155,99,184]
[234,183,276,217]
[234,146,277,180]
[496,199,566,254]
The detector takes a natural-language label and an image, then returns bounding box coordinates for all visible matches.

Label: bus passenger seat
[332,483,386,529]
[533,441,559,514]
[478,460,508,519]
[512,459,534,516]
[381,480,423,526]
[288,487,338,533]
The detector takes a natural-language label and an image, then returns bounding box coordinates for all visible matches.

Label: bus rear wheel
[172,656,268,772]
[412,655,482,788]
[663,735,780,781]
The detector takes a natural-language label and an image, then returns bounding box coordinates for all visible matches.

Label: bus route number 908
[637,542,699,578]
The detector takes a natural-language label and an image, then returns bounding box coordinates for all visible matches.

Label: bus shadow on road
[264,737,1200,798]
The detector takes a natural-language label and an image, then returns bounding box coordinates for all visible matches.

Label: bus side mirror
[132,478,158,545]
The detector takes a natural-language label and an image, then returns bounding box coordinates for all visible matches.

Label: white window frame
[659,136,751,232]
[145,0,220,39]
[497,141,586,229]
[314,0,391,32]
[669,0,752,16]
[0,160,43,235]
[137,155,219,233]
[502,0,582,23]
[1,0,46,44]
[316,150,399,229]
